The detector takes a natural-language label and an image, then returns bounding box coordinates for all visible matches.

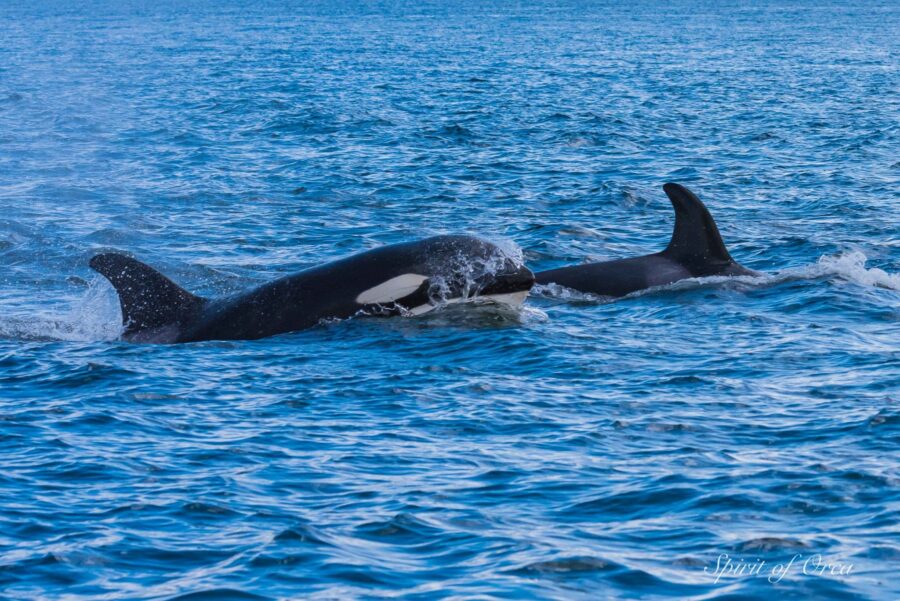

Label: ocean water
[1,0,898,599]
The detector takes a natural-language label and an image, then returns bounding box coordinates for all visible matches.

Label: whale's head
[458,250,535,308]
[353,235,534,315]
[421,236,535,309]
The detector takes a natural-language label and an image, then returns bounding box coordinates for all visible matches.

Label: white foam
[802,251,900,291]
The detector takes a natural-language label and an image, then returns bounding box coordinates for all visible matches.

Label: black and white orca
[535,183,758,297]
[91,235,534,343]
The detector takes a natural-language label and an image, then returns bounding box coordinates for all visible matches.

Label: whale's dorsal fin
[661,182,735,267]
[90,253,206,339]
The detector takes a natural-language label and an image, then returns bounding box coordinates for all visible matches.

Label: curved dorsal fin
[90,253,205,338]
[662,183,735,265]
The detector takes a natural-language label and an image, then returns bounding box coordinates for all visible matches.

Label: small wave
[735,537,809,553]
[177,502,241,518]
[568,487,699,519]
[532,282,614,303]
[168,590,272,601]
[866,409,900,429]
[355,513,444,543]
[424,123,477,144]
[508,556,677,590]
[272,524,330,545]
[512,555,620,575]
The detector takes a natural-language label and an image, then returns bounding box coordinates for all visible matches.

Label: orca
[535,183,758,297]
[91,235,534,343]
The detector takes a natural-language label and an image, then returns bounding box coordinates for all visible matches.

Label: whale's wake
[802,251,900,291]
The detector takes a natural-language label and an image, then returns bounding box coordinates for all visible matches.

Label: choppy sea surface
[1,1,898,599]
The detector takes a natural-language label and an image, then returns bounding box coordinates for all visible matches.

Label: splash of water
[426,238,528,305]
[0,278,122,342]
[805,251,900,291]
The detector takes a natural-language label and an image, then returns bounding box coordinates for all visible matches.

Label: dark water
[1,1,898,599]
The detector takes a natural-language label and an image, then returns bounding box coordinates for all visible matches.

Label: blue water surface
[1,1,898,599]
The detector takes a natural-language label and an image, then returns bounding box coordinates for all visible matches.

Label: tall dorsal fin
[662,183,735,266]
[90,253,206,338]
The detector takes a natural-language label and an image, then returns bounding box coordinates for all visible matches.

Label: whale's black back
[534,183,755,296]
[90,235,534,343]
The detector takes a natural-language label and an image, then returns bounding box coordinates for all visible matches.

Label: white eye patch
[356,273,429,305]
